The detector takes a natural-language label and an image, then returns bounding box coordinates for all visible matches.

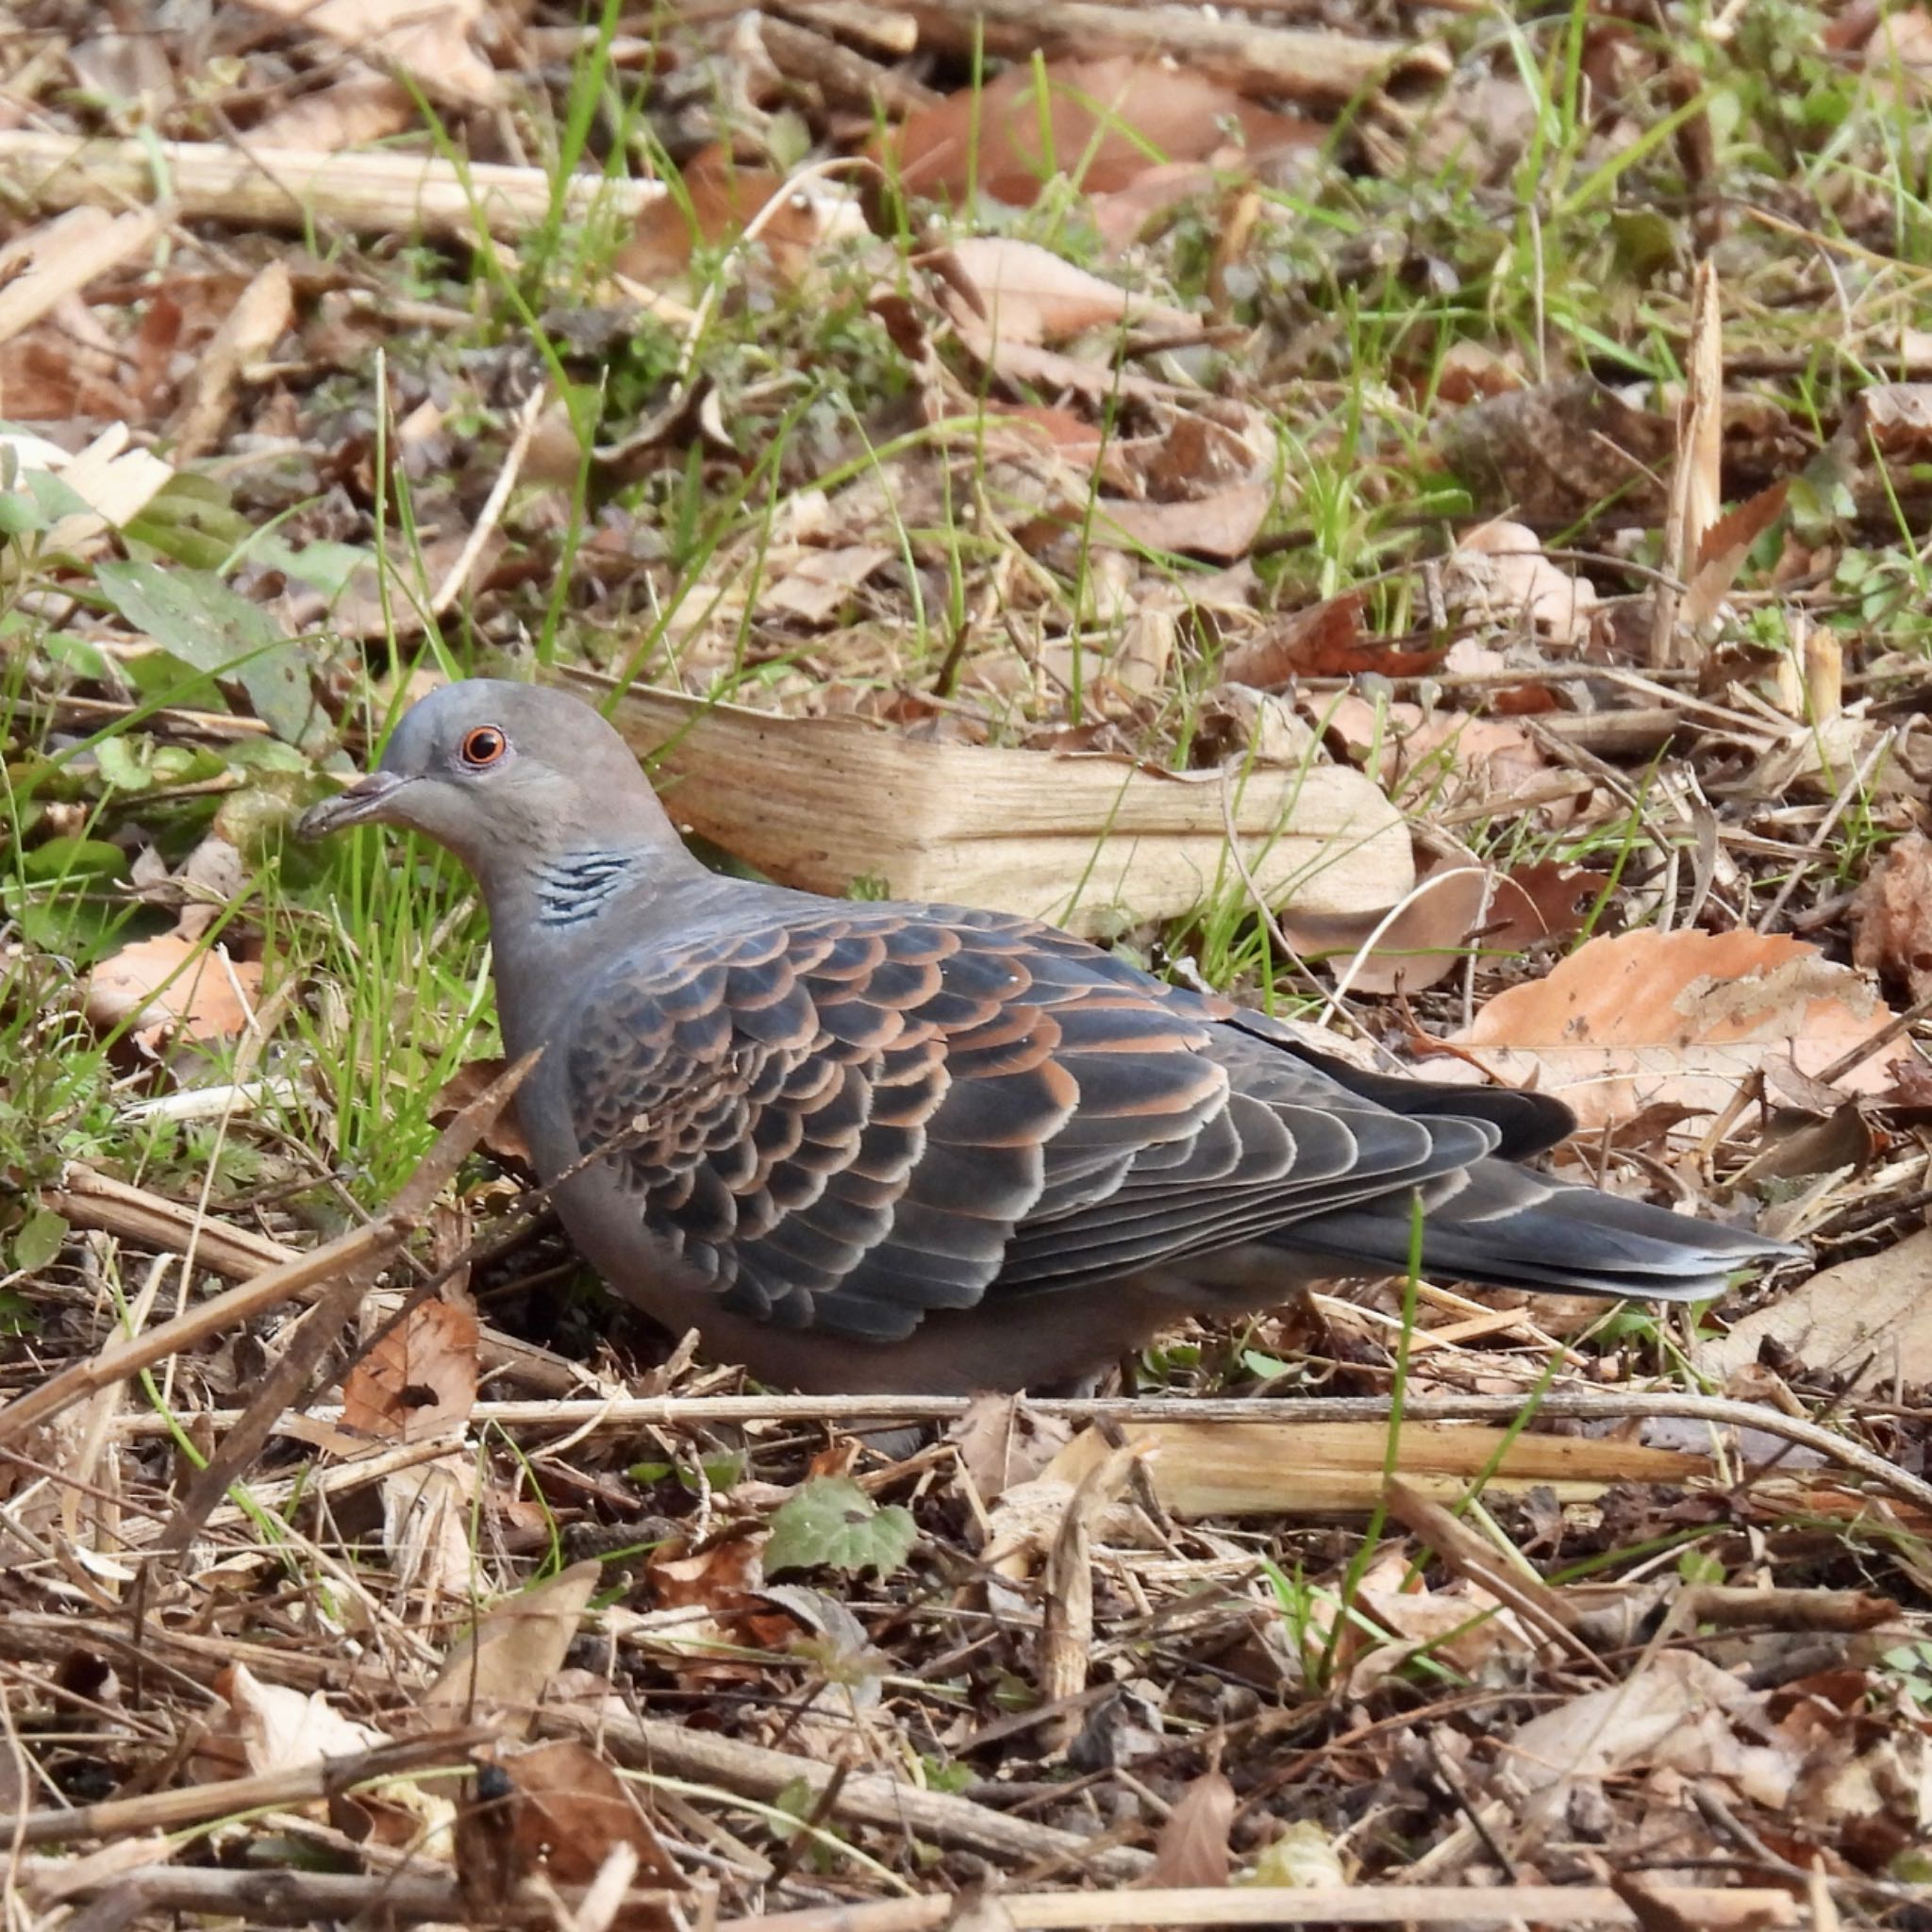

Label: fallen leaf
[252,68,414,150]
[1682,478,1790,625]
[950,1393,1074,1501]
[1340,863,1491,997]
[1449,928,1903,1131]
[941,237,1200,345]
[455,1740,684,1922]
[1698,1225,1932,1391]
[1141,1771,1234,1889]
[1498,1649,1791,1821]
[83,937,260,1054]
[1222,593,1447,686]
[886,56,1317,207]
[429,1059,534,1166]
[1850,830,1932,1003]
[1093,479,1274,561]
[170,260,295,461]
[242,0,499,106]
[1444,519,1599,648]
[616,147,838,288]
[1440,378,1674,525]
[426,1559,604,1724]
[341,1294,479,1443]
[1485,862,1612,953]
[214,1663,387,1775]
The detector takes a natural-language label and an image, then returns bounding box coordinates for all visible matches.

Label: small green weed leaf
[95,561,323,749]
[20,837,127,884]
[763,1475,917,1578]
[11,1208,66,1274]
[94,736,155,792]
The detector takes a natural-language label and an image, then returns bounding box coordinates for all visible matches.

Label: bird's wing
[563,905,1497,1341]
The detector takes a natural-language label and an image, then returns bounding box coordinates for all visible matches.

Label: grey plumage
[298,679,1797,1395]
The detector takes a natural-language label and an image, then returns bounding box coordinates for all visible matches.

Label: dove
[299,680,1796,1395]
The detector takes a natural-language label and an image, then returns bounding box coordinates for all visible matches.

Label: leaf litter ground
[3,2,1932,1926]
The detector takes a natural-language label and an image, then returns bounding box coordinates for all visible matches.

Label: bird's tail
[1271,1158,1798,1303]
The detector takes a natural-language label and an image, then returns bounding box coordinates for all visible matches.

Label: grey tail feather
[1270,1161,1800,1304]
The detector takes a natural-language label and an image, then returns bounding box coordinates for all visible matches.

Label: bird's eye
[459,725,508,770]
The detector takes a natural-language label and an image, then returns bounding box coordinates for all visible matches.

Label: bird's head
[297,679,682,885]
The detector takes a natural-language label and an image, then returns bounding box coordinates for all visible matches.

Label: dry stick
[0,1726,491,1849]
[46,1162,588,1396]
[709,1885,1802,1931]
[5,1869,1809,1931]
[545,1705,1154,1883]
[0,132,664,240]
[97,1389,1932,1510]
[44,1165,291,1280]
[0,1058,535,1453]
[11,1863,694,1928]
[0,202,167,344]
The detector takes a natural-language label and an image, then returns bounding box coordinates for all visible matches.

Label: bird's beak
[296,771,410,840]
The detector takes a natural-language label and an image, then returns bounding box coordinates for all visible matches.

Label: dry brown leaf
[941,237,1199,345]
[242,0,499,106]
[341,1295,479,1443]
[886,55,1317,207]
[760,544,894,625]
[83,936,260,1054]
[213,1662,387,1775]
[170,260,294,461]
[425,1559,604,1723]
[1698,1225,1932,1392]
[1093,479,1274,561]
[949,1392,1074,1501]
[616,146,831,288]
[1498,1649,1789,1821]
[1142,1771,1235,1889]
[1341,863,1491,997]
[252,69,414,151]
[1485,861,1612,953]
[456,1740,684,1928]
[1444,519,1599,648]
[1850,830,1932,1003]
[1682,477,1790,625]
[429,1058,534,1165]
[1449,928,1903,1131]
[1440,378,1674,525]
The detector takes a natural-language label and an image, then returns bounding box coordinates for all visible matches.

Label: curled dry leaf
[1142,1770,1235,1889]
[456,1740,683,1930]
[1337,862,1491,997]
[1439,377,1674,525]
[1443,519,1598,649]
[1486,862,1612,952]
[1698,1224,1932,1392]
[83,936,261,1054]
[1449,928,1903,1131]
[242,0,500,106]
[430,1058,534,1166]
[940,237,1199,346]
[1850,829,1932,1003]
[426,1558,604,1723]
[213,1662,387,1775]
[885,55,1317,208]
[341,1294,480,1444]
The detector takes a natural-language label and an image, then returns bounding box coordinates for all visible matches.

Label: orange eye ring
[459,725,508,770]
